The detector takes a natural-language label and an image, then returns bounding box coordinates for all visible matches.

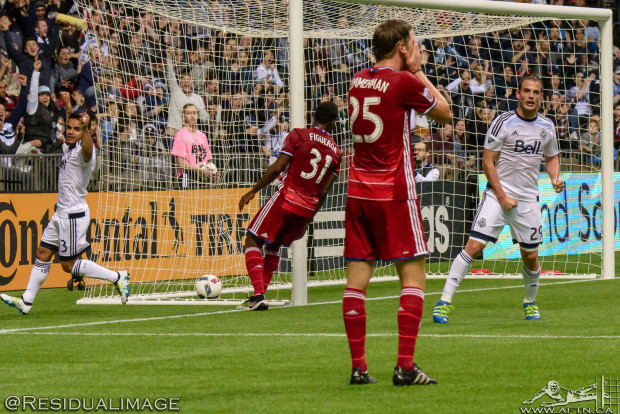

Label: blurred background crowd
[0,0,618,191]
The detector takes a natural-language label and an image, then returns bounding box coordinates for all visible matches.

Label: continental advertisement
[0,189,258,291]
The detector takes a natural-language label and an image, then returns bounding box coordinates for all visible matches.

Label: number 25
[349,96,384,143]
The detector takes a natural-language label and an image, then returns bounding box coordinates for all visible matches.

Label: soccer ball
[195,274,222,299]
[199,161,218,174]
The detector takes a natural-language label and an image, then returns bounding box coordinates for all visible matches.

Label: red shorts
[248,192,309,247]
[343,198,428,261]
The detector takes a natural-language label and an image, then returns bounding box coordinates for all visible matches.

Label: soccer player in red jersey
[239,102,342,311]
[344,19,452,385]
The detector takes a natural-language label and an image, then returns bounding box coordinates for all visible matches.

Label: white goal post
[74,0,614,306]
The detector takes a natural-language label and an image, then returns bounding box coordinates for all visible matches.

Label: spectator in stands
[0,73,29,158]
[25,60,57,153]
[166,47,209,136]
[54,46,78,92]
[143,81,169,133]
[430,123,457,181]
[98,99,119,148]
[258,105,288,167]
[255,50,284,93]
[614,102,620,151]
[189,43,215,95]
[446,70,474,120]
[135,123,170,188]
[577,118,601,166]
[171,103,217,188]
[77,45,101,110]
[613,66,620,105]
[413,141,439,182]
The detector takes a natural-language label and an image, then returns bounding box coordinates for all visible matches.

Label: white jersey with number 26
[484,111,559,202]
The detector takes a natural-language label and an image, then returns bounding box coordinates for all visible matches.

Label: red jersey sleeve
[399,71,438,115]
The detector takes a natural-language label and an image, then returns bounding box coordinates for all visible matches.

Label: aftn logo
[514,140,541,154]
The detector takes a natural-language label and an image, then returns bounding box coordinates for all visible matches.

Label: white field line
[0,278,614,335]
[6,332,620,340]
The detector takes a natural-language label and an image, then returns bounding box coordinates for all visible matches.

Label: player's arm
[482,148,517,210]
[80,112,93,162]
[545,154,564,193]
[313,173,338,218]
[406,38,452,124]
[239,153,292,211]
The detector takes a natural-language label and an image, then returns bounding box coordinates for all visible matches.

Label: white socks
[22,259,51,305]
[72,259,119,283]
[441,250,473,303]
[523,265,541,303]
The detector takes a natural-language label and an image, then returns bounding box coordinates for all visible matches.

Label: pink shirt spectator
[171,127,212,177]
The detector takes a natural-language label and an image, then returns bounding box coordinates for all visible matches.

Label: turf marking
[0,278,614,335]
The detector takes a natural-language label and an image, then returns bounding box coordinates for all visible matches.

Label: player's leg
[509,200,542,320]
[434,190,504,323]
[262,243,281,291]
[64,257,130,304]
[392,256,436,385]
[344,260,375,385]
[1,244,55,314]
[242,232,269,311]
[520,247,541,320]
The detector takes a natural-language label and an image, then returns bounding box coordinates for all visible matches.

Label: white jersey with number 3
[56,142,96,217]
[484,111,559,202]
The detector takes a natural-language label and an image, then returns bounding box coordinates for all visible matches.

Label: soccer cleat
[114,271,130,305]
[239,294,268,311]
[0,294,31,314]
[393,364,438,386]
[432,300,454,323]
[523,302,541,320]
[350,368,376,385]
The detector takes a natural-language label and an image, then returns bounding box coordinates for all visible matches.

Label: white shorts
[40,211,91,261]
[470,188,542,250]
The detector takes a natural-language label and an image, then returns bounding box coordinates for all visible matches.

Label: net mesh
[75,0,602,304]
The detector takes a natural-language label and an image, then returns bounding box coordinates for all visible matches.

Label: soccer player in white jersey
[432,74,564,323]
[1,113,130,314]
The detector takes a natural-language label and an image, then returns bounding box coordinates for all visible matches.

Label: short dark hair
[518,74,543,91]
[67,113,83,123]
[415,141,430,152]
[372,19,412,62]
[313,101,338,126]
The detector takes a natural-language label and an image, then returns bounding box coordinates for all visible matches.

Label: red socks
[396,287,424,371]
[343,288,367,371]
[244,247,264,295]
[263,249,280,291]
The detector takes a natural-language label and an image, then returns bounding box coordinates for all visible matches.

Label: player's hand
[405,36,421,73]
[33,59,42,72]
[239,191,256,211]
[499,195,518,210]
[80,112,90,129]
[552,179,564,193]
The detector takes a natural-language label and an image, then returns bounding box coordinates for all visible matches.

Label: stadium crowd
[0,0,618,190]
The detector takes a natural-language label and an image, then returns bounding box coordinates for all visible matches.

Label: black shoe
[392,364,437,386]
[350,368,376,385]
[240,294,268,311]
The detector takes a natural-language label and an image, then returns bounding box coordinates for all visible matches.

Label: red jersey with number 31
[278,127,342,218]
[347,67,437,201]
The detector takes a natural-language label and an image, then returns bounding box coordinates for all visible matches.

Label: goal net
[75,0,609,305]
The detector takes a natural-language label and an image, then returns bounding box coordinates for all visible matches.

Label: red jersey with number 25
[348,67,437,201]
[277,127,342,219]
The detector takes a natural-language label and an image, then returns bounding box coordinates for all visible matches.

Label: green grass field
[1,275,618,413]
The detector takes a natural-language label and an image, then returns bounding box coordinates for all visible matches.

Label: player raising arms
[432,74,564,324]
[239,102,342,311]
[1,113,130,314]
[344,20,452,385]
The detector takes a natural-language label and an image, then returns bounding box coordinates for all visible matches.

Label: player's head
[516,74,543,117]
[413,141,430,165]
[313,101,338,132]
[66,113,86,145]
[372,19,413,62]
